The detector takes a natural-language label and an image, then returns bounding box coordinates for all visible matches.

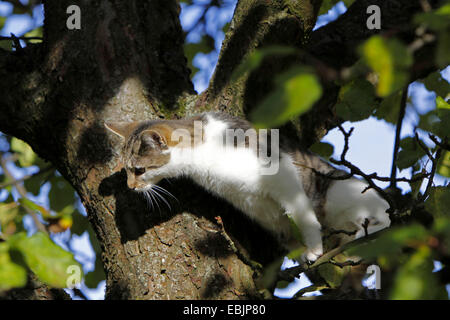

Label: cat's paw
[301,247,323,264]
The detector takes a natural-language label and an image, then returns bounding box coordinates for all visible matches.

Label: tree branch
[390,87,409,189]
[329,125,396,212]
[0,36,43,41]
[429,134,450,151]
[278,229,387,283]
[0,164,53,189]
[300,0,441,146]
[420,142,443,201]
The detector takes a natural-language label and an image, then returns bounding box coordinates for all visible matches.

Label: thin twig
[415,132,433,159]
[329,258,363,268]
[72,288,89,300]
[0,165,53,189]
[0,36,43,41]
[429,134,449,151]
[419,0,432,12]
[323,228,357,240]
[308,163,429,183]
[420,147,443,201]
[278,229,387,282]
[390,88,408,189]
[308,166,353,180]
[329,126,396,212]
[215,216,262,272]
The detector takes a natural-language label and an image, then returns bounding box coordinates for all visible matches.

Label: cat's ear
[104,121,136,140]
[141,130,167,149]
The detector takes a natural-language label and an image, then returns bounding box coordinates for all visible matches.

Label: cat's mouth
[133,185,154,192]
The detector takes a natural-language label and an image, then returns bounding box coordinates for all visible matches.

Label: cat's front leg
[266,182,324,262]
[287,204,324,263]
[264,156,324,262]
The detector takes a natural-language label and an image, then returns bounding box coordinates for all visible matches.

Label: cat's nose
[127,179,135,189]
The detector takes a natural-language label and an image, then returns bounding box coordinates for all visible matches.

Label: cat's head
[105,121,171,191]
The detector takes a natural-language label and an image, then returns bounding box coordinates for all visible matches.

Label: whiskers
[140,184,179,215]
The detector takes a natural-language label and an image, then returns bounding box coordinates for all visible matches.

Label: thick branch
[0,45,48,145]
[200,0,441,147]
[198,0,322,114]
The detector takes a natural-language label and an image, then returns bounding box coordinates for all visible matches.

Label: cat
[105,112,391,262]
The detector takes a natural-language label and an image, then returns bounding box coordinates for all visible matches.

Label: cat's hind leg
[324,178,391,242]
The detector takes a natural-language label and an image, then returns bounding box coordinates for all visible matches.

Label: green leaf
[71,210,89,236]
[12,4,33,15]
[335,79,378,122]
[319,0,356,15]
[184,35,216,78]
[250,67,322,128]
[390,245,447,299]
[222,22,230,34]
[0,202,24,237]
[374,90,403,124]
[319,0,341,15]
[433,217,450,252]
[84,255,106,289]
[347,224,429,260]
[48,175,75,212]
[409,172,425,199]
[414,3,450,31]
[342,0,356,9]
[0,202,20,227]
[19,198,51,218]
[231,46,297,82]
[0,242,27,290]
[436,29,450,67]
[317,260,348,288]
[9,232,83,288]
[275,280,290,289]
[418,106,450,139]
[260,257,283,290]
[23,26,42,44]
[0,16,6,30]
[396,137,427,170]
[310,141,334,159]
[436,96,450,109]
[420,71,450,99]
[437,151,450,177]
[425,186,450,218]
[293,284,329,298]
[360,36,412,97]
[286,246,305,261]
[10,137,37,167]
[24,173,44,196]
[414,2,450,67]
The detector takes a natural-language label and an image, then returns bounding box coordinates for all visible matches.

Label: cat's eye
[134,167,146,176]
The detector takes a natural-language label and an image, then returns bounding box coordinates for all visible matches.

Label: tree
[0,0,449,300]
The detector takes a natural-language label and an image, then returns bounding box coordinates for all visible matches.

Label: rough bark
[0,0,441,299]
[0,274,70,300]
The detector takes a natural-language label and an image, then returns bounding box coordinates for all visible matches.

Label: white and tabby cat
[105,112,391,262]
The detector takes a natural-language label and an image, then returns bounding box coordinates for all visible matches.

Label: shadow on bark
[99,172,284,266]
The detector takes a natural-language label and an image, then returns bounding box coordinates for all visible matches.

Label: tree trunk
[0,0,440,299]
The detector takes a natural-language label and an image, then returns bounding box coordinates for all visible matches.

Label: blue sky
[0,1,448,299]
